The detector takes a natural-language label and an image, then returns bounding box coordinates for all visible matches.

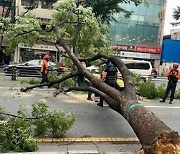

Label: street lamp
[0,0,14,65]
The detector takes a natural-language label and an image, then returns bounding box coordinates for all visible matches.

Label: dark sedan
[4,59,64,77]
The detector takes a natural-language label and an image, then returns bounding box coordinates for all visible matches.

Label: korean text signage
[135,46,162,54]
[18,43,64,51]
[111,45,162,54]
[111,45,135,51]
[120,51,150,59]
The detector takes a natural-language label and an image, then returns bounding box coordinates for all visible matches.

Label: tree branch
[54,44,68,58]
[64,86,122,114]
[15,29,40,37]
[21,71,80,92]
[78,52,106,62]
[78,52,136,99]
[109,56,136,98]
[0,112,44,120]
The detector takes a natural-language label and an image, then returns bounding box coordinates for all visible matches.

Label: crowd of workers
[40,54,180,105]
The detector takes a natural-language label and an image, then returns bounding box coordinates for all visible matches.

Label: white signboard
[18,43,64,51]
[120,51,150,59]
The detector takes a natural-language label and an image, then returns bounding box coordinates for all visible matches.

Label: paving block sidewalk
[6,142,141,154]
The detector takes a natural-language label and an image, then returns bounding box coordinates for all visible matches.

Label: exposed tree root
[139,131,180,154]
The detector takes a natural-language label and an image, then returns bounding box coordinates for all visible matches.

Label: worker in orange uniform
[40,55,50,84]
[160,63,180,104]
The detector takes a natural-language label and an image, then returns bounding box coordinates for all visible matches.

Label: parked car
[121,59,153,82]
[151,67,158,78]
[4,59,64,77]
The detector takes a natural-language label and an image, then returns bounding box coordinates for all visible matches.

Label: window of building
[21,0,38,8]
[138,4,147,16]
[146,4,154,16]
[154,0,161,5]
[131,15,138,21]
[153,5,161,17]
[21,0,29,6]
[138,16,145,22]
[41,0,53,9]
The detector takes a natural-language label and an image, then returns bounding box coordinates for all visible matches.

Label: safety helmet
[43,54,50,60]
[173,63,179,68]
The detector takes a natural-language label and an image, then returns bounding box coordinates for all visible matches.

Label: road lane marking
[145,106,180,109]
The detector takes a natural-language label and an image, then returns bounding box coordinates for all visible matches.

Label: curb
[35,137,139,143]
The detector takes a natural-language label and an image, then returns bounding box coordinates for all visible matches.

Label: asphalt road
[152,76,180,90]
[0,73,179,139]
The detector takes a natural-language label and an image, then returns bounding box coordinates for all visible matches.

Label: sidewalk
[6,142,141,154]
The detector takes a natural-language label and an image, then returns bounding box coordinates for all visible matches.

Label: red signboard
[135,46,162,54]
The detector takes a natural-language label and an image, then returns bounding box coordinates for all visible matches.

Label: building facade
[160,30,180,75]
[11,0,166,67]
[14,0,59,63]
[109,0,166,69]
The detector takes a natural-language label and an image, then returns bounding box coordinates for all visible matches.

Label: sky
[163,0,180,35]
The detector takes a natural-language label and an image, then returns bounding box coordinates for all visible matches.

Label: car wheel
[16,69,21,76]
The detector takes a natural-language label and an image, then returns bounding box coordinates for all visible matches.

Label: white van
[121,59,153,81]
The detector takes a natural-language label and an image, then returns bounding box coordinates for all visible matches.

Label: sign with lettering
[111,45,135,51]
[135,46,162,54]
[18,43,64,51]
[120,51,150,59]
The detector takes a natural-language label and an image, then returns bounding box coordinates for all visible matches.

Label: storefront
[14,43,64,63]
[112,45,162,69]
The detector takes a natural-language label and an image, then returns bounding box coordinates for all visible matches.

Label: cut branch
[0,112,44,120]
[21,72,79,92]
[64,86,121,113]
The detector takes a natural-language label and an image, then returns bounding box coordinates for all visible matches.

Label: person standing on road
[160,63,180,104]
[97,60,118,107]
[77,62,86,86]
[40,54,50,84]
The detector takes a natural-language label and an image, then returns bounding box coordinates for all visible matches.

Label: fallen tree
[4,0,180,153]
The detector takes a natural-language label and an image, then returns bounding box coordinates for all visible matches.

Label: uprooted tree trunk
[21,26,179,154]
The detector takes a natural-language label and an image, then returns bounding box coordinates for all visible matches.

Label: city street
[0,73,180,138]
[152,77,180,89]
[0,73,180,153]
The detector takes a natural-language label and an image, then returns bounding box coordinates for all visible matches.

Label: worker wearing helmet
[40,54,50,84]
[160,63,180,104]
[97,60,118,107]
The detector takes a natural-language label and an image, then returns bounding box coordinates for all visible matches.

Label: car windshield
[124,62,150,70]
[22,60,56,66]
[22,60,42,66]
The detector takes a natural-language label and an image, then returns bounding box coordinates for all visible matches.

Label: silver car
[4,59,64,77]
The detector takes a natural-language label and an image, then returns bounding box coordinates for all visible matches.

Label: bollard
[11,66,16,80]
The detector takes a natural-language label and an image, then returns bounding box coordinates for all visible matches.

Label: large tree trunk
[23,26,177,153]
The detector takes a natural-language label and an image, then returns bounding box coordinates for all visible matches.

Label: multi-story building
[160,30,180,74]
[109,0,166,69]
[0,0,15,65]
[14,0,62,63]
[10,0,166,68]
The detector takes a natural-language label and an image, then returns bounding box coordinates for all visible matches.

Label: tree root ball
[138,131,180,154]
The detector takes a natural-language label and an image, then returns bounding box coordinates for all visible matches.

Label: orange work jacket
[41,60,48,74]
[165,69,180,79]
